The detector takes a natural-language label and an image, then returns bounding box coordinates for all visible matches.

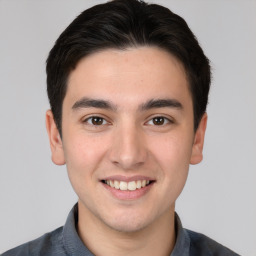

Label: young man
[2,0,239,255]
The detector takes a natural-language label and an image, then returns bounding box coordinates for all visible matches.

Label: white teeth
[141,180,146,187]
[127,181,136,191]
[114,180,120,189]
[110,180,115,188]
[136,180,142,189]
[119,181,128,190]
[104,179,151,191]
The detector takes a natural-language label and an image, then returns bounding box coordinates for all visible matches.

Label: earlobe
[45,110,66,165]
[190,113,208,165]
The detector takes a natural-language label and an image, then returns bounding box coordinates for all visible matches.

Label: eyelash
[83,116,173,127]
[83,116,109,126]
[146,116,173,126]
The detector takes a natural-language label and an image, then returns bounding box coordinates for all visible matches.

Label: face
[46,47,207,233]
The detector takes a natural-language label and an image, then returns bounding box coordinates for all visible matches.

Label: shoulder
[186,229,240,256]
[1,226,66,256]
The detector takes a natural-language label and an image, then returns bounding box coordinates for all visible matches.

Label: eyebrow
[139,98,183,111]
[72,97,183,112]
[72,97,117,111]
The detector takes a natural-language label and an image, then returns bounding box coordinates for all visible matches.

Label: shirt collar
[171,213,190,256]
[62,204,190,256]
[63,203,94,256]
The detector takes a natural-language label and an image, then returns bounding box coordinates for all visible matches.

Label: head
[46,0,211,135]
[45,0,210,234]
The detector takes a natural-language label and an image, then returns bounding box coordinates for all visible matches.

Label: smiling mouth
[101,180,154,191]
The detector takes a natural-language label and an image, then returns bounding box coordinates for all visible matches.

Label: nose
[109,122,147,170]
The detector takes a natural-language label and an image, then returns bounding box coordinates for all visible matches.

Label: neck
[77,201,176,256]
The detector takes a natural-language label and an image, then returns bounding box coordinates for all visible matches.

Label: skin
[46,47,207,256]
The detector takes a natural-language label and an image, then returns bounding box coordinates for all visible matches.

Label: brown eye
[91,117,104,125]
[152,117,165,125]
[85,116,107,126]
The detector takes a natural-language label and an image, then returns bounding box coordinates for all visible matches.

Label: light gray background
[0,0,255,255]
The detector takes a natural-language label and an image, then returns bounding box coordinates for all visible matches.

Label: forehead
[66,46,191,107]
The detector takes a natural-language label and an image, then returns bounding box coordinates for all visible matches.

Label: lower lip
[102,182,154,200]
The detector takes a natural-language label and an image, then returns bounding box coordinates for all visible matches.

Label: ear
[45,110,66,165]
[190,113,208,165]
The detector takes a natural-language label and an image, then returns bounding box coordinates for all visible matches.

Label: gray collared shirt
[2,204,240,256]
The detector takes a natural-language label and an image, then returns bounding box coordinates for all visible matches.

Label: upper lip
[101,175,155,182]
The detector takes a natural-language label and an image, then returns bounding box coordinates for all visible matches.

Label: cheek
[151,132,192,168]
[63,134,108,180]
[149,132,192,192]
[62,134,110,201]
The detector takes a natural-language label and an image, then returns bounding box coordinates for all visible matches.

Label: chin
[103,211,154,233]
[107,220,147,233]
